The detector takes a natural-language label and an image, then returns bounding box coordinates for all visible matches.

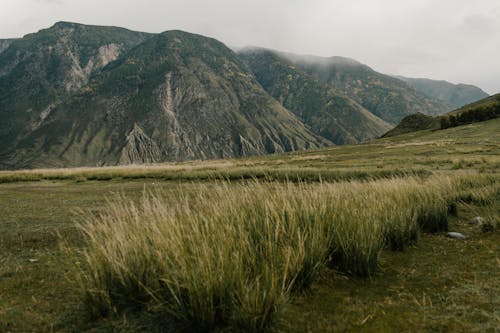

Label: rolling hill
[383,93,500,137]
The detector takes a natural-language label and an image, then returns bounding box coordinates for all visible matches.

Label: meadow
[0,119,499,332]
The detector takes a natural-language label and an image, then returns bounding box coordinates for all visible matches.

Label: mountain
[383,93,500,137]
[396,76,489,110]
[0,22,488,169]
[0,25,327,169]
[0,22,152,153]
[280,53,449,124]
[238,48,391,144]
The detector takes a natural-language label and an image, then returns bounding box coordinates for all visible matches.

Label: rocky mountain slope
[238,48,391,144]
[0,22,152,154]
[0,25,327,168]
[396,76,489,110]
[280,53,449,124]
[0,22,487,169]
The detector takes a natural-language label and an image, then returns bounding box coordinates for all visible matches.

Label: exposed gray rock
[447,232,466,239]
[469,216,485,225]
[0,39,15,54]
[120,124,161,164]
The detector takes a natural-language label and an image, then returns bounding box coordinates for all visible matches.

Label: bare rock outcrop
[120,124,161,164]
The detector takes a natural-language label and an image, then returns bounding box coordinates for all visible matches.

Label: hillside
[0,27,327,169]
[381,112,439,137]
[384,93,500,137]
[238,48,391,144]
[447,92,500,115]
[281,53,449,124]
[397,76,489,109]
[0,22,153,160]
[0,22,490,169]
[440,93,500,128]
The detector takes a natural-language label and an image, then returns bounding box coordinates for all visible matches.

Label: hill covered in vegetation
[384,93,500,137]
[279,52,449,124]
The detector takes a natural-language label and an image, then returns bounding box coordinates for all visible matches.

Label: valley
[0,118,498,332]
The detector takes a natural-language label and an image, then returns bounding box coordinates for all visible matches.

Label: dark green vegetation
[238,48,391,144]
[279,52,449,124]
[0,119,499,332]
[383,113,440,137]
[0,39,16,54]
[0,23,326,169]
[0,22,152,158]
[1,22,487,169]
[1,117,498,184]
[385,94,500,137]
[442,93,500,129]
[397,76,489,110]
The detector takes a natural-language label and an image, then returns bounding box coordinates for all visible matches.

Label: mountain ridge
[0,27,328,169]
[238,47,391,144]
[0,22,491,169]
[0,22,153,155]
[396,76,489,110]
[280,51,450,124]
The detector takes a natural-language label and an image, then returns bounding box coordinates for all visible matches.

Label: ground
[0,119,499,332]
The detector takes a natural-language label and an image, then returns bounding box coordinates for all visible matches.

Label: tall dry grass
[76,174,498,331]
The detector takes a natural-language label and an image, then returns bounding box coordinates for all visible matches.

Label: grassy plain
[0,118,499,332]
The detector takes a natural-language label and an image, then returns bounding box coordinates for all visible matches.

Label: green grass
[282,206,500,332]
[1,118,499,185]
[0,119,499,332]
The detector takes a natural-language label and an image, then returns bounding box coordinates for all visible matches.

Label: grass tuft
[76,174,496,331]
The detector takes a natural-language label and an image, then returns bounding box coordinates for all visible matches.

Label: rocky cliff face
[120,124,161,164]
[0,28,327,168]
[239,48,391,144]
[0,22,152,157]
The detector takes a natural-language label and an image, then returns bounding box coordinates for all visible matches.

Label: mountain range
[0,22,490,169]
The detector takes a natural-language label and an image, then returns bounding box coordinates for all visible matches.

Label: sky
[1,0,499,94]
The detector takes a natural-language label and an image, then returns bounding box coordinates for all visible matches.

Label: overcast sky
[1,0,499,94]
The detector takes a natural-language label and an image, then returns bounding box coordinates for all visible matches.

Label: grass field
[0,118,499,332]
